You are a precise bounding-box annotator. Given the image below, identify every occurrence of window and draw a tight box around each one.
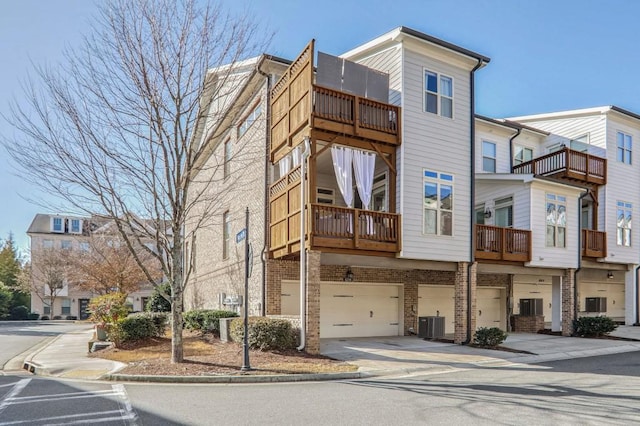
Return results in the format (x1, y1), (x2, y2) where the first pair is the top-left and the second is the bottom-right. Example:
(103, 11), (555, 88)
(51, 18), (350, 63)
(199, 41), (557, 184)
(424, 70), (453, 118)
(223, 211), (231, 259)
(494, 196), (513, 228)
(514, 145), (533, 166)
(61, 298), (71, 315)
(423, 170), (454, 236)
(238, 102), (262, 138)
(224, 139), (231, 179)
(43, 299), (51, 315)
(52, 217), (63, 233)
(371, 173), (388, 212)
(475, 205), (485, 225)
(79, 242), (90, 251)
(617, 131), (632, 164)
(316, 187), (335, 205)
(617, 201), (632, 246)
(546, 194), (567, 247)
(70, 219), (81, 233)
(43, 239), (53, 249)
(61, 240), (72, 250)
(482, 141), (496, 172)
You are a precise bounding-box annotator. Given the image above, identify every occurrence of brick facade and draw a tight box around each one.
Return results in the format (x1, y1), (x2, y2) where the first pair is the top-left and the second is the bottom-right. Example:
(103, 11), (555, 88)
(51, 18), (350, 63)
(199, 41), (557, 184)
(305, 251), (321, 354)
(511, 315), (545, 333)
(562, 268), (576, 336)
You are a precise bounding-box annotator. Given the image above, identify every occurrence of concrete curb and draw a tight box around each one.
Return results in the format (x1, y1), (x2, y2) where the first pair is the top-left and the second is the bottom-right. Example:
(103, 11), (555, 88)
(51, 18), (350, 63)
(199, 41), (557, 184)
(104, 370), (368, 383)
(22, 334), (65, 374)
(1, 336), (58, 372)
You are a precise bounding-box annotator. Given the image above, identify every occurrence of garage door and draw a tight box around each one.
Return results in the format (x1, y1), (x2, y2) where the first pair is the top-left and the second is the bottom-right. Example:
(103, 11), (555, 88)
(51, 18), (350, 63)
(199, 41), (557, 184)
(281, 281), (300, 315)
(513, 283), (552, 317)
(418, 286), (455, 334)
(477, 287), (505, 330)
(320, 283), (400, 338)
(580, 282), (625, 320)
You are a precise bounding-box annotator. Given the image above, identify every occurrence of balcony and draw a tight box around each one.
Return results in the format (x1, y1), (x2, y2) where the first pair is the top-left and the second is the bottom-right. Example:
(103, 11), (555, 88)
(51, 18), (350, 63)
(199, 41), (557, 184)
(582, 229), (607, 258)
(512, 147), (606, 186)
(310, 204), (401, 255)
(475, 225), (532, 262)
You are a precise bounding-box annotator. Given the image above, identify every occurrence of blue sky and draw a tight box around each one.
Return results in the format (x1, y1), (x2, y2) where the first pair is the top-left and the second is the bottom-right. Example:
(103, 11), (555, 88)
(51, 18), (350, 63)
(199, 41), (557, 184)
(2, 0), (640, 252)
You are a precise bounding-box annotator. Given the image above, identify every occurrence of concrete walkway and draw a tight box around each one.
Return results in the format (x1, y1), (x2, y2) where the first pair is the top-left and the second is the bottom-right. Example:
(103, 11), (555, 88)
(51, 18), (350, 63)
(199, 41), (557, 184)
(13, 325), (640, 382)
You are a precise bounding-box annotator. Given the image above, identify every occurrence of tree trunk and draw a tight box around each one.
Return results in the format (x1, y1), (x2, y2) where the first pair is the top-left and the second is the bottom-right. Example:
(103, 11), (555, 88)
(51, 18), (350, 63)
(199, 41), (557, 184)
(171, 237), (184, 363)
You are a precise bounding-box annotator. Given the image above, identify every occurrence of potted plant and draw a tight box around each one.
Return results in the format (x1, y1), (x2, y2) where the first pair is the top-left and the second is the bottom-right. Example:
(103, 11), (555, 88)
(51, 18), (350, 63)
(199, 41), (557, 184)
(87, 293), (129, 341)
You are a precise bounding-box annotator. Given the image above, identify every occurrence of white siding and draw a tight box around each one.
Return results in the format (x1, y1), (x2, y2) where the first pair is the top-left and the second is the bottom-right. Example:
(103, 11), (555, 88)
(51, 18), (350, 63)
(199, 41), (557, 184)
(476, 123), (513, 174)
(355, 45), (402, 106)
(518, 115), (607, 150)
(398, 47), (472, 261)
(476, 180), (531, 230)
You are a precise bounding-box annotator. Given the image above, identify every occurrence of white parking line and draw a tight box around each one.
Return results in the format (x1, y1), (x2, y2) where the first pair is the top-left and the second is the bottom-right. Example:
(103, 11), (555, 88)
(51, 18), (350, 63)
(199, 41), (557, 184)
(0, 378), (31, 417)
(6, 389), (120, 405)
(113, 384), (139, 425)
(0, 409), (124, 425)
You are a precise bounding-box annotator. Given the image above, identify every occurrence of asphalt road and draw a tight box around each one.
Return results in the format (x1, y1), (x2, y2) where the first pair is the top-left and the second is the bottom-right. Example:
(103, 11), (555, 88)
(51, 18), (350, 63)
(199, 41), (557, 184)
(1, 350), (639, 425)
(0, 322), (90, 370)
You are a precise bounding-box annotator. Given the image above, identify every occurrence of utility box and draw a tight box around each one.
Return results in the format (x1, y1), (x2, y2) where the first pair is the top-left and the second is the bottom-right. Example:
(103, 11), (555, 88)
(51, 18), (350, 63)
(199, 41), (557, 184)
(418, 316), (445, 339)
(219, 317), (234, 343)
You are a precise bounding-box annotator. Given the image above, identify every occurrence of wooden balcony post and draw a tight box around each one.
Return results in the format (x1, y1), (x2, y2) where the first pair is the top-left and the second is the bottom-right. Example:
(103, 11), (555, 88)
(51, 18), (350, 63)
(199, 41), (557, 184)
(501, 227), (506, 259)
(353, 95), (360, 136)
(353, 209), (359, 249)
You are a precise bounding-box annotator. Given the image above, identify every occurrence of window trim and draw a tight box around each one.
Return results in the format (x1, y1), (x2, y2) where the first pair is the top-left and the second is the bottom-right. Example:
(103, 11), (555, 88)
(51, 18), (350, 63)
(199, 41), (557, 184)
(482, 140), (497, 172)
(51, 217), (64, 233)
(223, 138), (232, 179)
(545, 193), (567, 248)
(223, 211), (231, 260)
(70, 219), (81, 234)
(514, 145), (533, 166)
(423, 169), (454, 236)
(616, 200), (632, 247)
(423, 69), (454, 119)
(237, 100), (262, 139)
(316, 187), (335, 205)
(616, 131), (632, 165)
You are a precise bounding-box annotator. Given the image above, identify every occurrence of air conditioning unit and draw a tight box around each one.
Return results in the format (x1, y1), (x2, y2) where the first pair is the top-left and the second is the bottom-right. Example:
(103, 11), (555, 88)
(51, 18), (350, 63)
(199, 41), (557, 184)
(519, 298), (543, 316)
(418, 316), (445, 339)
(585, 297), (607, 313)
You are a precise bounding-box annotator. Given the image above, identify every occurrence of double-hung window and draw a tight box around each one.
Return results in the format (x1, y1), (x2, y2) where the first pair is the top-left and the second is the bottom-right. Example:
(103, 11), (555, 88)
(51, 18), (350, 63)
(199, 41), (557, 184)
(70, 219), (81, 233)
(514, 145), (533, 166)
(61, 299), (71, 315)
(52, 217), (63, 233)
(617, 132), (632, 164)
(617, 201), (632, 246)
(423, 170), (454, 236)
(223, 211), (231, 259)
(494, 197), (513, 228)
(546, 194), (566, 247)
(238, 103), (262, 138)
(424, 70), (453, 118)
(482, 141), (496, 172)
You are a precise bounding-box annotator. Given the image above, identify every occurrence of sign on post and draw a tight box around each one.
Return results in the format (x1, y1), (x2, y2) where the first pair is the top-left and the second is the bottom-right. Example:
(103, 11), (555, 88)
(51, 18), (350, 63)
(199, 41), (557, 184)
(236, 228), (246, 243)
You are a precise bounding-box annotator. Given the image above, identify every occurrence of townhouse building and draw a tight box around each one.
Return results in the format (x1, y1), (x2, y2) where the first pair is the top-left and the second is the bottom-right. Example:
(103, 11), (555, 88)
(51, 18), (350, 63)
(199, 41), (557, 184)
(185, 26), (639, 354)
(27, 214), (153, 319)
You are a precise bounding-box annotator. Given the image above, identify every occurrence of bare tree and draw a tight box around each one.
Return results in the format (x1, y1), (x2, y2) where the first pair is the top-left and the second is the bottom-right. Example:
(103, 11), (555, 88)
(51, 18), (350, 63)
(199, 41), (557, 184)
(18, 249), (69, 317)
(3, 0), (269, 362)
(67, 234), (162, 296)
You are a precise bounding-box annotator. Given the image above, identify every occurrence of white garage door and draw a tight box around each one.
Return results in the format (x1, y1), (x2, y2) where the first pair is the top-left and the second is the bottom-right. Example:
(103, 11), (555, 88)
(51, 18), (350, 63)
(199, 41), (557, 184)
(281, 281), (300, 315)
(477, 287), (505, 330)
(320, 283), (400, 338)
(418, 286), (455, 334)
(579, 282), (625, 320)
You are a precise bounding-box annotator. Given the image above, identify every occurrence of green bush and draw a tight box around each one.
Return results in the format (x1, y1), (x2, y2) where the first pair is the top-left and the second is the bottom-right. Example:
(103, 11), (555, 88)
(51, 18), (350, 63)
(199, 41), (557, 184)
(112, 312), (168, 343)
(10, 305), (29, 320)
(474, 327), (507, 348)
(146, 282), (172, 312)
(52, 315), (63, 320)
(40, 315), (50, 320)
(183, 309), (238, 334)
(229, 317), (297, 351)
(66, 315), (78, 320)
(27, 313), (40, 320)
(573, 316), (618, 337)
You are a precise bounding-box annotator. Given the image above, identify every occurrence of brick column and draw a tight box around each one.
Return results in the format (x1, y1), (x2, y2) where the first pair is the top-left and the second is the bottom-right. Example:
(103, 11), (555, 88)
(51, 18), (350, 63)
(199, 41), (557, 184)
(454, 262), (476, 344)
(562, 268), (575, 336)
(403, 274), (418, 335)
(305, 250), (321, 354)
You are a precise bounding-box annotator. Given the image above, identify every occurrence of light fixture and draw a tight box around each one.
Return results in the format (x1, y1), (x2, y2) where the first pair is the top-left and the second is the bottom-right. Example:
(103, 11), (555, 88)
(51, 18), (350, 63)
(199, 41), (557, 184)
(607, 271), (614, 279)
(136, 297), (140, 301)
(344, 267), (354, 282)
(484, 208), (492, 219)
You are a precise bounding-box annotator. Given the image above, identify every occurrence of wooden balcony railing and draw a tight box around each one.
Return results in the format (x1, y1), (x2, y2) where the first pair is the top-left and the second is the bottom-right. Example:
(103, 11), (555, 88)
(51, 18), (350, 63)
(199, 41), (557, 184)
(311, 85), (400, 145)
(582, 229), (607, 258)
(512, 147), (606, 185)
(475, 224), (531, 262)
(310, 204), (400, 254)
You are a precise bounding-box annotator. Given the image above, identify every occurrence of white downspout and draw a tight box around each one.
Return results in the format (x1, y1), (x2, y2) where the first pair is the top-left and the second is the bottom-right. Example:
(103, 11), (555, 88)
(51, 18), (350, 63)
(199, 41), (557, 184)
(297, 137), (311, 351)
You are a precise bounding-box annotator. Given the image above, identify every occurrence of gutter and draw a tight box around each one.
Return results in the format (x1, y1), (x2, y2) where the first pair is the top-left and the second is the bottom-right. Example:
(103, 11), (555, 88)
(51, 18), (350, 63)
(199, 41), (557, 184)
(636, 265), (640, 326)
(257, 60), (271, 316)
(465, 58), (484, 345)
(508, 128), (522, 172)
(574, 190), (590, 327)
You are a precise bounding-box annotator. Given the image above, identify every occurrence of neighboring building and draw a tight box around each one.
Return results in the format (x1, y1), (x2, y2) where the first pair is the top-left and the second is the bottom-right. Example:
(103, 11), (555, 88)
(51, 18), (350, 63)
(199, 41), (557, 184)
(27, 214), (153, 319)
(185, 26), (639, 354)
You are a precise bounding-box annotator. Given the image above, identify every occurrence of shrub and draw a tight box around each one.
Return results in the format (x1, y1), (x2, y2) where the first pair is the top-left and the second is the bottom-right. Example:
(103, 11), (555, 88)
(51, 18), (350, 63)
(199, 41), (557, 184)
(112, 312), (168, 344)
(146, 282), (172, 312)
(10, 305), (29, 320)
(40, 315), (49, 320)
(27, 313), (40, 320)
(87, 293), (129, 327)
(474, 327), (507, 348)
(52, 315), (63, 320)
(230, 317), (297, 351)
(66, 315), (78, 320)
(183, 309), (238, 334)
(573, 316), (618, 338)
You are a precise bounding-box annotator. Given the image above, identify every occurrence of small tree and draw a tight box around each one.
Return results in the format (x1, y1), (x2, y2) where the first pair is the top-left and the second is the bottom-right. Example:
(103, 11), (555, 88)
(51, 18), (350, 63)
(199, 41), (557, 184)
(18, 249), (70, 316)
(0, 235), (29, 311)
(0, 284), (12, 319)
(146, 282), (172, 313)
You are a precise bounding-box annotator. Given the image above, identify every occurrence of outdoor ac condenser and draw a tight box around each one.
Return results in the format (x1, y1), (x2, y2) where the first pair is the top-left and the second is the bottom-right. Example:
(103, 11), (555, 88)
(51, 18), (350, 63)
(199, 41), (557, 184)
(418, 316), (445, 339)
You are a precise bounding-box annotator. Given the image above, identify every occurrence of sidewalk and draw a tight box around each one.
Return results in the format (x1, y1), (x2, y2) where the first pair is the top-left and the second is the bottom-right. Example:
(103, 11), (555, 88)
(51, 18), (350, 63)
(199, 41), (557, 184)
(17, 325), (640, 382)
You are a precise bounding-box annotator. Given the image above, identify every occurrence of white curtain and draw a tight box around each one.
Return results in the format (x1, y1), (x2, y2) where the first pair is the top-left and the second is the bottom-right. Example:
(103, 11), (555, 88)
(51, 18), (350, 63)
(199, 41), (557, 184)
(291, 146), (301, 168)
(278, 155), (291, 178)
(331, 146), (354, 207)
(353, 150), (376, 209)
